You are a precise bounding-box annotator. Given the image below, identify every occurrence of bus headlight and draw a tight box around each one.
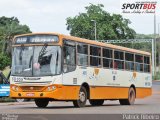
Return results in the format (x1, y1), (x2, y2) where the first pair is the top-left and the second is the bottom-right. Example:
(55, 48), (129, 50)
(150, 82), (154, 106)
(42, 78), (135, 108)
(46, 86), (56, 91)
(11, 86), (15, 91)
(15, 87), (19, 91)
(12, 86), (19, 91)
(52, 86), (56, 90)
(47, 87), (51, 91)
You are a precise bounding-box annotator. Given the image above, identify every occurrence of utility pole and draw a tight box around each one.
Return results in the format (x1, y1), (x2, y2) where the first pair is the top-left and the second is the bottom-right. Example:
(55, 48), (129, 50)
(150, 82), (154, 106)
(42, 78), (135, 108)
(154, 13), (156, 77)
(91, 20), (97, 40)
(158, 23), (160, 75)
(152, 39), (155, 77)
(158, 23), (160, 36)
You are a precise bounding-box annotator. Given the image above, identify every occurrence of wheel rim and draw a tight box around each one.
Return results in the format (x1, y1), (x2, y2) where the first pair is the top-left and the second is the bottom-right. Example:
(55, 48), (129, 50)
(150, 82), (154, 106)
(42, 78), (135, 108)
(79, 91), (85, 102)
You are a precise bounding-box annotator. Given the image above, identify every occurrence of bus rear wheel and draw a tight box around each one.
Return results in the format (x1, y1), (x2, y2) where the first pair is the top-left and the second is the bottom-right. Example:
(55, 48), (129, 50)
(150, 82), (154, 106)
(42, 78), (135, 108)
(89, 99), (104, 106)
(119, 87), (136, 105)
(35, 99), (49, 108)
(73, 86), (87, 108)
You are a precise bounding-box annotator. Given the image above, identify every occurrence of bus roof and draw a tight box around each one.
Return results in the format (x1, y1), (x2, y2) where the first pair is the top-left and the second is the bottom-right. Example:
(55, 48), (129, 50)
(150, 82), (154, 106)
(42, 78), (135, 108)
(14, 32), (151, 56)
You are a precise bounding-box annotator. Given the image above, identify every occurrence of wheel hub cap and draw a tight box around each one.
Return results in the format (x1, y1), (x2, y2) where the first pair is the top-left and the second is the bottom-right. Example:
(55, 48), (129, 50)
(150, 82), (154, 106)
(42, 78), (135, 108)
(79, 92), (85, 102)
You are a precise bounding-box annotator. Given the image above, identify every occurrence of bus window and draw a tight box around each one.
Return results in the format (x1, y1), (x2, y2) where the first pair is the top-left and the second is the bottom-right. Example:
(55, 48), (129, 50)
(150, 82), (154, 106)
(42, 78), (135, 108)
(103, 48), (113, 68)
(77, 43), (88, 66)
(125, 53), (134, 71)
(135, 55), (143, 72)
(63, 40), (76, 72)
(144, 56), (150, 73)
(90, 46), (101, 67)
(33, 46), (61, 76)
(114, 51), (124, 69)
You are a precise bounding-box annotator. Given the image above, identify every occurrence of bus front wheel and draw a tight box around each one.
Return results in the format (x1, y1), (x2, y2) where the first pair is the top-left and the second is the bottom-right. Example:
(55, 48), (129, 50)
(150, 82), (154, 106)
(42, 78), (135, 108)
(89, 99), (104, 106)
(119, 87), (136, 105)
(35, 99), (49, 108)
(73, 86), (87, 107)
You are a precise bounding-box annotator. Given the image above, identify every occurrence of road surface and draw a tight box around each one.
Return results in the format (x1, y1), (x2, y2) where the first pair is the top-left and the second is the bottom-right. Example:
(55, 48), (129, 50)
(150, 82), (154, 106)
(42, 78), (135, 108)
(0, 81), (159, 114)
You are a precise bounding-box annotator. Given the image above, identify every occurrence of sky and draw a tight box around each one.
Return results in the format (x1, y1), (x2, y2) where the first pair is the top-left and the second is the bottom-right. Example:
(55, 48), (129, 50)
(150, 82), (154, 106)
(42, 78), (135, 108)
(0, 0), (159, 35)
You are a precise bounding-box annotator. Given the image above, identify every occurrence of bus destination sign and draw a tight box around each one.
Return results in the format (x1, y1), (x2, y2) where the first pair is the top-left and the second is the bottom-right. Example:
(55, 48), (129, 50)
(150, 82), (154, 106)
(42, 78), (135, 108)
(14, 35), (59, 44)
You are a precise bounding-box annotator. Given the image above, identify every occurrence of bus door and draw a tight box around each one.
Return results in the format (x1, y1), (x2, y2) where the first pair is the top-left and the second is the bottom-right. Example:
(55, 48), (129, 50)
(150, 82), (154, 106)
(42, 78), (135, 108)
(62, 40), (77, 85)
(62, 40), (79, 98)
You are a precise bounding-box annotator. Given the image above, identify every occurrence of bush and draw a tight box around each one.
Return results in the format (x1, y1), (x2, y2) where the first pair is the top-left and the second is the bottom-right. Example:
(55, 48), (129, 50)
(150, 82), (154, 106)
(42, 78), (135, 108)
(0, 54), (11, 70)
(154, 71), (160, 80)
(0, 97), (15, 102)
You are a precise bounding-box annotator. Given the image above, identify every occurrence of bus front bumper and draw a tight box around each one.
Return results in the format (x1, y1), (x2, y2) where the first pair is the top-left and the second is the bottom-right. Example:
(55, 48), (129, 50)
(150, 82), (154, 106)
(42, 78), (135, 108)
(10, 84), (79, 100)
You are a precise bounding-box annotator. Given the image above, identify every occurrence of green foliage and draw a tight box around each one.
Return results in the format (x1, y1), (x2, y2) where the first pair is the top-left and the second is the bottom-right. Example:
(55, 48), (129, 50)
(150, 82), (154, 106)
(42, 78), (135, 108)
(0, 97), (15, 102)
(135, 34), (155, 39)
(66, 4), (136, 40)
(154, 71), (160, 80)
(0, 16), (31, 55)
(0, 53), (11, 70)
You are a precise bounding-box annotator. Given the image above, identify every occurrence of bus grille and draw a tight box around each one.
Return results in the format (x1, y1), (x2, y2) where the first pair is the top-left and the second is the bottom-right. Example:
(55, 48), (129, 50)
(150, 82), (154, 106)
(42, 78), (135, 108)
(20, 86), (45, 92)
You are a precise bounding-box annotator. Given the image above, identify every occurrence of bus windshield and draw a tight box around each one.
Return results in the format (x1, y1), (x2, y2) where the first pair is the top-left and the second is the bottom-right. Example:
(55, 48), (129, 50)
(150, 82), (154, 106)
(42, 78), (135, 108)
(11, 45), (61, 77)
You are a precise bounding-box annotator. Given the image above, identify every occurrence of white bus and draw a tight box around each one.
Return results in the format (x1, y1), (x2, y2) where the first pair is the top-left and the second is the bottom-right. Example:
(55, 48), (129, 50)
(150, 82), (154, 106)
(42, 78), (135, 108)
(10, 33), (152, 107)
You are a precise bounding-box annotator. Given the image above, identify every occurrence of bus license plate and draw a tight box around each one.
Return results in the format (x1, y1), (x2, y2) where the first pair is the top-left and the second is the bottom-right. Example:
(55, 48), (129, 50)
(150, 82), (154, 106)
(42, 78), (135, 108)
(26, 93), (35, 97)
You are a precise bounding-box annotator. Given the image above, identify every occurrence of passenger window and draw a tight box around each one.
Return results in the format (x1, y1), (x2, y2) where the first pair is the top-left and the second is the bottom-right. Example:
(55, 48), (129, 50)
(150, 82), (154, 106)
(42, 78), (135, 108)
(125, 53), (134, 71)
(114, 50), (124, 69)
(144, 56), (150, 73)
(77, 43), (88, 66)
(90, 46), (101, 67)
(63, 40), (76, 72)
(135, 55), (143, 72)
(103, 48), (113, 68)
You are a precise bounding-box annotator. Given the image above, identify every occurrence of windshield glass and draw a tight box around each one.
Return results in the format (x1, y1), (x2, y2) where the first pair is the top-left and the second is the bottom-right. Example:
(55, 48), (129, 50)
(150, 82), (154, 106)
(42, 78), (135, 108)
(11, 46), (61, 76)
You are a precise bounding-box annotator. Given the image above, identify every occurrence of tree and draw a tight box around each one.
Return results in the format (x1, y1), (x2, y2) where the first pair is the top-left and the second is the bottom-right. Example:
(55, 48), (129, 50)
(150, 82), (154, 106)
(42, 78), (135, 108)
(0, 16), (31, 56)
(66, 4), (136, 40)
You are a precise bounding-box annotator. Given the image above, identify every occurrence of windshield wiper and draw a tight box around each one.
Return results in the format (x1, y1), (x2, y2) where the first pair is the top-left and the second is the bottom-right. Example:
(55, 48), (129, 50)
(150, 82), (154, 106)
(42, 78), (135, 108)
(38, 43), (48, 63)
(19, 44), (25, 62)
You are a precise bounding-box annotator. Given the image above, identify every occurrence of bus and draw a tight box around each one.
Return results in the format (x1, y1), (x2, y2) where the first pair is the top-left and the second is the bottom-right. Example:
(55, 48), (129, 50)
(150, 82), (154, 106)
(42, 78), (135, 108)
(10, 33), (152, 108)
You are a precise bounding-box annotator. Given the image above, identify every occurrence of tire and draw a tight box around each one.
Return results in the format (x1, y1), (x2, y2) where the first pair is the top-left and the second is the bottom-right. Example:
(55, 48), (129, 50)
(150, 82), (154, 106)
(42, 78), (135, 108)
(73, 86), (87, 107)
(119, 87), (136, 105)
(89, 99), (104, 106)
(35, 99), (49, 108)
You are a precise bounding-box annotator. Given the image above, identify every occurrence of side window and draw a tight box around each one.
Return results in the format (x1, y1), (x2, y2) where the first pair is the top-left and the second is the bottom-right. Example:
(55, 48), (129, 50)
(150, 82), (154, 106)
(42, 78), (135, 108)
(125, 53), (134, 71)
(135, 55), (143, 72)
(114, 50), (124, 69)
(63, 40), (76, 72)
(144, 56), (150, 73)
(103, 48), (113, 68)
(77, 43), (88, 66)
(90, 46), (101, 67)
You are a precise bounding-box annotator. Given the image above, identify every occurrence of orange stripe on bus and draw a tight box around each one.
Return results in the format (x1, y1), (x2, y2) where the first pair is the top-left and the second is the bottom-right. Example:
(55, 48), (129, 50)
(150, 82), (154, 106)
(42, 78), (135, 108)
(10, 84), (152, 100)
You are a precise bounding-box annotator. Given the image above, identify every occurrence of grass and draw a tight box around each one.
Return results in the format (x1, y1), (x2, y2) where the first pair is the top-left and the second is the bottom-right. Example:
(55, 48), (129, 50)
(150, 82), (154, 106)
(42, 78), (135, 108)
(0, 97), (15, 102)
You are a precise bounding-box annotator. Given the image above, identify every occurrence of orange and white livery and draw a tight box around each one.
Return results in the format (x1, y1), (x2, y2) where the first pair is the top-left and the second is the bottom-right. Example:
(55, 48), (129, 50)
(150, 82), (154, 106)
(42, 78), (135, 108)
(10, 33), (152, 108)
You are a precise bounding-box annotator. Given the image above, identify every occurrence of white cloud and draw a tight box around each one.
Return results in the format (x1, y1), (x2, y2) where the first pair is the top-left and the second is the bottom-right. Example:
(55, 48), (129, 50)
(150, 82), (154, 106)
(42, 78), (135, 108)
(0, 0), (159, 35)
